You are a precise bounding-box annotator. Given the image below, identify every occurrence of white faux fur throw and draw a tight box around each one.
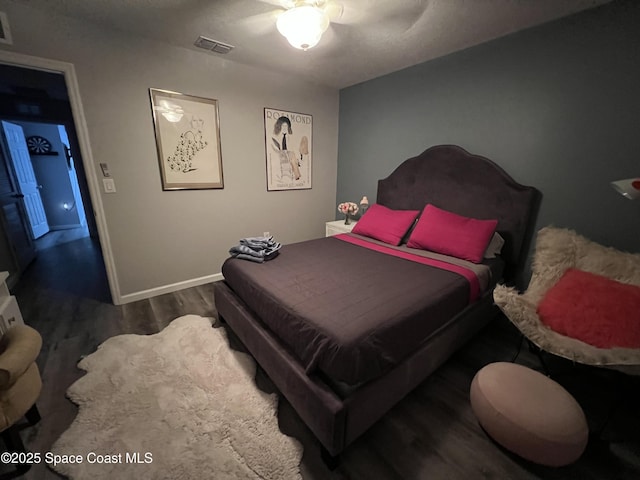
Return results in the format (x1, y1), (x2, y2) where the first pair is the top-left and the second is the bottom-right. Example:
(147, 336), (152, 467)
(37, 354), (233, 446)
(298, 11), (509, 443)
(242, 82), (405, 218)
(494, 227), (640, 373)
(49, 315), (303, 479)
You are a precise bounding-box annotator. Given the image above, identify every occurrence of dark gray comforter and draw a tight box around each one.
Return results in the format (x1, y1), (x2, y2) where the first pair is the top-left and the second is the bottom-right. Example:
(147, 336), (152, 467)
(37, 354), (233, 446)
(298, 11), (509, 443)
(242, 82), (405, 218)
(221, 234), (500, 385)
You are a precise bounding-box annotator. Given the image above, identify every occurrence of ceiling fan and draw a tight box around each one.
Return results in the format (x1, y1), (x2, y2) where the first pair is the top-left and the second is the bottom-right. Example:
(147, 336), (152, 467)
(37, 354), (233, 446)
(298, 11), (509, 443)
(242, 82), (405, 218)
(246, 0), (429, 51)
(252, 0), (343, 50)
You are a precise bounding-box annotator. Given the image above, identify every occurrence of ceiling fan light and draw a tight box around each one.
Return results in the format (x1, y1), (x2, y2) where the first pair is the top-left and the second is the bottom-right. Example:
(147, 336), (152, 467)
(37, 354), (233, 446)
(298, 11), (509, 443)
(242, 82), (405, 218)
(276, 5), (329, 50)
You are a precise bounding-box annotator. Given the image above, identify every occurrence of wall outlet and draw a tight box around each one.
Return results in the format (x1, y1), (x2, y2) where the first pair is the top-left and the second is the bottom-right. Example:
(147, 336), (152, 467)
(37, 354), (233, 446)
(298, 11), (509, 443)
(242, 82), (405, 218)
(103, 178), (116, 193)
(263, 231), (270, 238)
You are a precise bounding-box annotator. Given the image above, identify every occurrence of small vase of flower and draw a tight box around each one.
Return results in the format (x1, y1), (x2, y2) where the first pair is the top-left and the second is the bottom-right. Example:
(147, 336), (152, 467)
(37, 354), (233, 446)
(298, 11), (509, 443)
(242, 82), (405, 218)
(338, 202), (359, 225)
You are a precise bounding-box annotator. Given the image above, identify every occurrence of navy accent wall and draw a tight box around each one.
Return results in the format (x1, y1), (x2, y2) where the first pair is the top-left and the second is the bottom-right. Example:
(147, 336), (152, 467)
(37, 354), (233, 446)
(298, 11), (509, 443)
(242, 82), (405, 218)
(337, 0), (639, 257)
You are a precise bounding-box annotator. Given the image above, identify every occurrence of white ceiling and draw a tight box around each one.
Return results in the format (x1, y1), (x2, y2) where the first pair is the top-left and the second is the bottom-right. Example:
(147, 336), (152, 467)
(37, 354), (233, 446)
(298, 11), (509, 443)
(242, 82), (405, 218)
(19, 0), (611, 89)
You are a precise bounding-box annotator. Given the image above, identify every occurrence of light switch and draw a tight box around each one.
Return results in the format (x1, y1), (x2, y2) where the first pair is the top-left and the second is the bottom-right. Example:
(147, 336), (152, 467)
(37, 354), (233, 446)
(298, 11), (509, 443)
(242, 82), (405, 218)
(103, 178), (116, 193)
(100, 162), (111, 177)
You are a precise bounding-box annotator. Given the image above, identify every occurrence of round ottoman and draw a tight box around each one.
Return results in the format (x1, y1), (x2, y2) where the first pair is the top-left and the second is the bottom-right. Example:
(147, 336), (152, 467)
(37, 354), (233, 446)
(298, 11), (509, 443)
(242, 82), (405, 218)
(470, 362), (588, 467)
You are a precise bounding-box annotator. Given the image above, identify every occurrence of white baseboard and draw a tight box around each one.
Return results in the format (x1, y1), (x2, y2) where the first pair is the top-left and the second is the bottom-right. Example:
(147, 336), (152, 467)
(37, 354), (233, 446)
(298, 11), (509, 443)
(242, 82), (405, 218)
(117, 273), (224, 305)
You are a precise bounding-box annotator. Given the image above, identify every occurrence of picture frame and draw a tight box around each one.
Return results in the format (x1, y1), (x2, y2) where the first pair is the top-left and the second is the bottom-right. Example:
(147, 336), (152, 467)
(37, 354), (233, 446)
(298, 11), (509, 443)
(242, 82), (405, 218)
(264, 108), (312, 191)
(0, 12), (12, 45)
(149, 88), (223, 190)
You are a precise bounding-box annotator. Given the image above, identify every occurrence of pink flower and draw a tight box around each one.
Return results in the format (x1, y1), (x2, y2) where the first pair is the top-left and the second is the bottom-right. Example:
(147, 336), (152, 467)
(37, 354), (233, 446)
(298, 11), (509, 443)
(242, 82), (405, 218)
(337, 202), (359, 215)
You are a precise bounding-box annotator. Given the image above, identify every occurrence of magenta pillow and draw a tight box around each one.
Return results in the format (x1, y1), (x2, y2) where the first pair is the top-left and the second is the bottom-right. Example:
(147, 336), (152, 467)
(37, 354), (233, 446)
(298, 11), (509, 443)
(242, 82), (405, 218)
(351, 204), (419, 246)
(538, 269), (640, 349)
(407, 205), (498, 263)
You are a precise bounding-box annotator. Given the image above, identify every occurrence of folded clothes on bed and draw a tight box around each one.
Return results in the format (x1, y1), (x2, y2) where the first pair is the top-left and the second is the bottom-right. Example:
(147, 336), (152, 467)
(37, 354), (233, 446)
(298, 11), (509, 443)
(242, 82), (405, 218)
(229, 244), (281, 260)
(239, 236), (277, 249)
(229, 236), (281, 263)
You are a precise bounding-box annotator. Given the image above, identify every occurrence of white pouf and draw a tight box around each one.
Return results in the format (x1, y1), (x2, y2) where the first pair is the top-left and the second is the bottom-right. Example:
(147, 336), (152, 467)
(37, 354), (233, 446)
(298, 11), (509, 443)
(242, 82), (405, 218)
(470, 362), (589, 467)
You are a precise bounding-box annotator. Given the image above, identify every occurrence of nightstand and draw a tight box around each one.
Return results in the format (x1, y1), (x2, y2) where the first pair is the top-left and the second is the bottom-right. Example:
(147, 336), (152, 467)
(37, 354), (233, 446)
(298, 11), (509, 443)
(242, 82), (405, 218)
(0, 271), (24, 334)
(325, 220), (357, 237)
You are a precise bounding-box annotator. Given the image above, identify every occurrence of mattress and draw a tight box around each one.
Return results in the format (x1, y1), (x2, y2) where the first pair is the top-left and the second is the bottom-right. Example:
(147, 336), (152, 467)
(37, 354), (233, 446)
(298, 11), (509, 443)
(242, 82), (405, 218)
(221, 234), (502, 385)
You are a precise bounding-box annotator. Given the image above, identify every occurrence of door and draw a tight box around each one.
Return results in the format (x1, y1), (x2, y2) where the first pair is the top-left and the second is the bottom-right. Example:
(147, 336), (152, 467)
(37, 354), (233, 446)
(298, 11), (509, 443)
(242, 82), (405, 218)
(0, 121), (49, 239)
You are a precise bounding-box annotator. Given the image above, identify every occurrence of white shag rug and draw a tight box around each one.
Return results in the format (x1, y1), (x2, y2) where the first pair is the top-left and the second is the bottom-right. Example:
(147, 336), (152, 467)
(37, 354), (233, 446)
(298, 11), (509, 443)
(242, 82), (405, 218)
(49, 315), (303, 479)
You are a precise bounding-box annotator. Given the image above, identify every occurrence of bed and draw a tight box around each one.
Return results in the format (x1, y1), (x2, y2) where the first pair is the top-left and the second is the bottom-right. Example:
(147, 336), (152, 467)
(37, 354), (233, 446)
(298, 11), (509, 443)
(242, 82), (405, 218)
(214, 144), (541, 461)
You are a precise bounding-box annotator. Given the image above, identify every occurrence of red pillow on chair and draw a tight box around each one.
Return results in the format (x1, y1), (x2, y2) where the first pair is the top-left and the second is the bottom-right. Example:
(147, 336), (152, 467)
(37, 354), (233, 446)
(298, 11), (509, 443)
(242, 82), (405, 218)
(537, 268), (640, 349)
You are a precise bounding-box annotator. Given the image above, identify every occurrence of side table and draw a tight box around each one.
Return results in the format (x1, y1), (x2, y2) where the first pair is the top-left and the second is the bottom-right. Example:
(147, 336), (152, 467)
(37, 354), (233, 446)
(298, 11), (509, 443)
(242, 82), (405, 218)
(325, 220), (357, 237)
(0, 271), (25, 334)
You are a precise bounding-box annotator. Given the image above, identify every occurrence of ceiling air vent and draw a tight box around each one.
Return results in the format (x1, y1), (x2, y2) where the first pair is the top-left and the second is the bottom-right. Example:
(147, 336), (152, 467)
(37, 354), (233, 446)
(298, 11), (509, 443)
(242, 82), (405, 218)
(194, 36), (234, 54)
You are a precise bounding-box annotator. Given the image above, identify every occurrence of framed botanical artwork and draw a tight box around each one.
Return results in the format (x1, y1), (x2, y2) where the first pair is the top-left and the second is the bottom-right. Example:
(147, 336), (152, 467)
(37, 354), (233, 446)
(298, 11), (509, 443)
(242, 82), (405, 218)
(0, 12), (12, 45)
(264, 108), (312, 191)
(149, 88), (223, 190)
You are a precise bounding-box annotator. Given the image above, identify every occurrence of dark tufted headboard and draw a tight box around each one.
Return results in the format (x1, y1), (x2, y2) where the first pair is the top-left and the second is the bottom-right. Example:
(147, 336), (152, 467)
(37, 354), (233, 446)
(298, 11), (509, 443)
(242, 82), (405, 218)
(377, 145), (541, 285)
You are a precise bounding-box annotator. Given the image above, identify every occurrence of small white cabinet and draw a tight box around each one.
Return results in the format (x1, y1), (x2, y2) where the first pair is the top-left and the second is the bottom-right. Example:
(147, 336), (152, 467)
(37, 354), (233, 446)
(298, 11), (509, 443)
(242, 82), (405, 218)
(325, 220), (357, 237)
(0, 271), (24, 334)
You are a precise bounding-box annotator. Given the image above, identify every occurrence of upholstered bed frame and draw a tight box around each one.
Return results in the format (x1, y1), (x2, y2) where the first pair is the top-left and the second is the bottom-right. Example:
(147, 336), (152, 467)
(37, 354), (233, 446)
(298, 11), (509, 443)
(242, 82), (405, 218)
(215, 145), (541, 460)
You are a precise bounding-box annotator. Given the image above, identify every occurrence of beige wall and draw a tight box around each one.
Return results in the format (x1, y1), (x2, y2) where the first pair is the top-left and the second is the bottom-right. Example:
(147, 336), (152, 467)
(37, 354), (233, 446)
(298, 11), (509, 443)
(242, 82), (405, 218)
(0, 1), (339, 303)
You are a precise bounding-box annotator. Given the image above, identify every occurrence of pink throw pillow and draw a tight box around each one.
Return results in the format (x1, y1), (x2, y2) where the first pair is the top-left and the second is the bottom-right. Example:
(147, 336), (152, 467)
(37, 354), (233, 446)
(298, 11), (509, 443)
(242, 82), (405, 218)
(538, 268), (640, 349)
(407, 204), (498, 263)
(351, 204), (419, 246)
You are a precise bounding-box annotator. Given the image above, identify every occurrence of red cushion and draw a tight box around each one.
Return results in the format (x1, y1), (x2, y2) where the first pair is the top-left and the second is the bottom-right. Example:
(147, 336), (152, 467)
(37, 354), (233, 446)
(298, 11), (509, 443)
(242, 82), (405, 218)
(406, 204), (498, 263)
(351, 204), (419, 246)
(537, 268), (640, 349)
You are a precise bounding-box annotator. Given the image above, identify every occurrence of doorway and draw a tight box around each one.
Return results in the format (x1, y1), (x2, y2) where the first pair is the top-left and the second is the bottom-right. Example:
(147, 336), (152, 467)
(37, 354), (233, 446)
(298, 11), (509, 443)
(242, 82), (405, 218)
(0, 54), (116, 302)
(1, 119), (90, 250)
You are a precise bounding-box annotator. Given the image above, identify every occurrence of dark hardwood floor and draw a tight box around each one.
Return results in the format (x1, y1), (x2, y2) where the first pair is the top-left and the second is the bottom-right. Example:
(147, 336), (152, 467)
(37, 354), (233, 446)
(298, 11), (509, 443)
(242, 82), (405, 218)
(5, 232), (640, 479)
(34, 226), (90, 253)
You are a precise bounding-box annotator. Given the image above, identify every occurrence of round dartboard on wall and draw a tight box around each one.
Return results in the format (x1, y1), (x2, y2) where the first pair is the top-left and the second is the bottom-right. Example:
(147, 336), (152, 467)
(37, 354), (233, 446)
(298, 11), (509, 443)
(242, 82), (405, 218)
(26, 135), (52, 154)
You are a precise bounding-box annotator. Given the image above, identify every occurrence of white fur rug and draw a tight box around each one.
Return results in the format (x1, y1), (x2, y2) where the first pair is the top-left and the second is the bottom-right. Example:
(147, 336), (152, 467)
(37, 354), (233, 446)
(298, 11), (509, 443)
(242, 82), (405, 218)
(49, 315), (303, 479)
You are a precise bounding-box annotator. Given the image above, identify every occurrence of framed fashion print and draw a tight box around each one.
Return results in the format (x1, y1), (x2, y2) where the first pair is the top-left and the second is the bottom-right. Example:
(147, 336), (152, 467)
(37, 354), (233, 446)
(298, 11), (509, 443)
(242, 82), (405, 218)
(150, 88), (224, 190)
(264, 108), (312, 191)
